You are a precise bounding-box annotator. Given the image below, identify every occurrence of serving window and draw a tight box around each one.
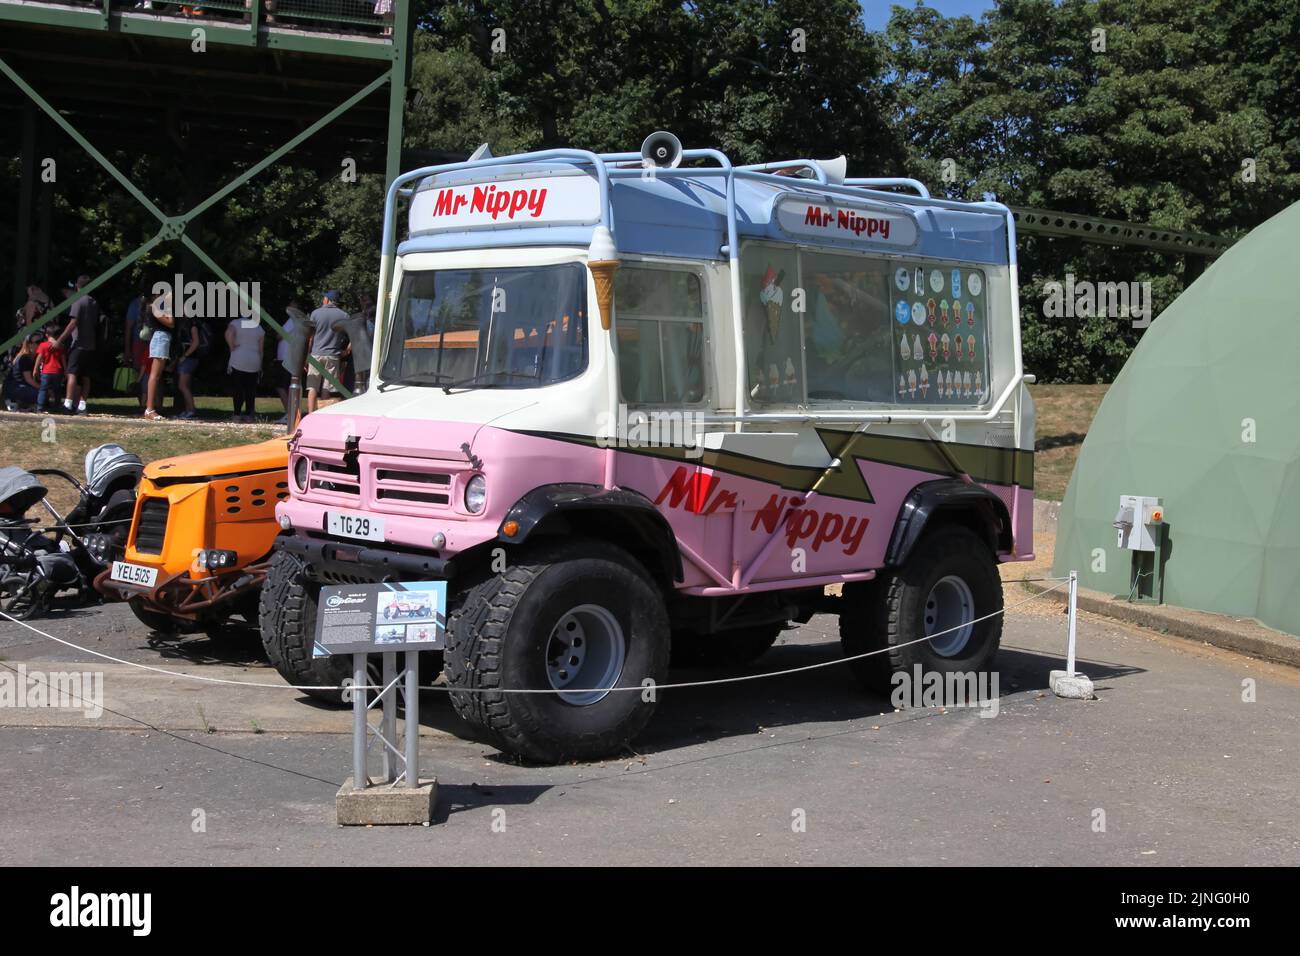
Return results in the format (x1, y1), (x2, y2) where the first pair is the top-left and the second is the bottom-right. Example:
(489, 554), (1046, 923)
(741, 241), (990, 407)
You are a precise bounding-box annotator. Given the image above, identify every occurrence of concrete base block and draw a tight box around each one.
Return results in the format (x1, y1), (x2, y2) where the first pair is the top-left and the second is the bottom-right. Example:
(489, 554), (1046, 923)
(1049, 670), (1095, 700)
(336, 776), (437, 826)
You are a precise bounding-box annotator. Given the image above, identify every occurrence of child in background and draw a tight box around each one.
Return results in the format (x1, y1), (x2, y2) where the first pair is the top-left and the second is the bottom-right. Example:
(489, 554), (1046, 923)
(35, 326), (67, 413)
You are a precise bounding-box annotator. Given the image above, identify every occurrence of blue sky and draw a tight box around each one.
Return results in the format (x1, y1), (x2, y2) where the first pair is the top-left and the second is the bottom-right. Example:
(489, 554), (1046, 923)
(859, 0), (996, 29)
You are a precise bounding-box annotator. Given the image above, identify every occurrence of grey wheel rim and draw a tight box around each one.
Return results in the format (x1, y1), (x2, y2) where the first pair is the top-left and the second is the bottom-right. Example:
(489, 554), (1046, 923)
(925, 574), (976, 657)
(545, 603), (627, 706)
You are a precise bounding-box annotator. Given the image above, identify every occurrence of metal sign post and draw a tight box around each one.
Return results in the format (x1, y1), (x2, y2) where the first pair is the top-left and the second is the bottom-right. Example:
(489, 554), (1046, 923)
(326, 580), (442, 824)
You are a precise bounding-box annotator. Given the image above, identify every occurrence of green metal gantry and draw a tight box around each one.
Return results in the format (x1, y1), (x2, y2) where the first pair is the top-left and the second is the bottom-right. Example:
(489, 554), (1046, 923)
(0, 0), (412, 391)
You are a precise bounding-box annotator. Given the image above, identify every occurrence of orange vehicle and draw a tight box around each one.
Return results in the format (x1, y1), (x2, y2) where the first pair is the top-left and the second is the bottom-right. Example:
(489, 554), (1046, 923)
(94, 438), (290, 635)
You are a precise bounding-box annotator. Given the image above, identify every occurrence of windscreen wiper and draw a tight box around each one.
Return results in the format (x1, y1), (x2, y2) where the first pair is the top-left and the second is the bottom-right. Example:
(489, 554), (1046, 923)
(377, 372), (455, 392)
(439, 370), (539, 394)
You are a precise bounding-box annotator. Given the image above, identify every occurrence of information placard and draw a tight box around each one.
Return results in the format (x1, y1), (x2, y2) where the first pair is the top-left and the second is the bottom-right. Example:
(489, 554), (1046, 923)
(312, 581), (447, 657)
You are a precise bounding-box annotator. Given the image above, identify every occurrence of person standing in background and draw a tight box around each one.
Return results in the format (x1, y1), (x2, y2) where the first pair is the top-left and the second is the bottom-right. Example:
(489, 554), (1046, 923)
(225, 310), (265, 423)
(35, 324), (66, 413)
(143, 290), (174, 421)
(304, 290), (348, 413)
(58, 275), (99, 414)
(172, 310), (201, 420)
(275, 297), (306, 423)
(122, 285), (152, 410)
(17, 285), (51, 339)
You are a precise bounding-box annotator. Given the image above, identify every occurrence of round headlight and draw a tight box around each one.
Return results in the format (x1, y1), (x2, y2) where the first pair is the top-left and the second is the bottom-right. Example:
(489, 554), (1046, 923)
(293, 456), (309, 491)
(464, 474), (487, 514)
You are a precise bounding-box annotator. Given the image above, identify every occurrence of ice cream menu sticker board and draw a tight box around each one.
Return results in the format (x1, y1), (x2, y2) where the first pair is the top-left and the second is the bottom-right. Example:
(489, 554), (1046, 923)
(890, 262), (989, 404)
(313, 581), (448, 656)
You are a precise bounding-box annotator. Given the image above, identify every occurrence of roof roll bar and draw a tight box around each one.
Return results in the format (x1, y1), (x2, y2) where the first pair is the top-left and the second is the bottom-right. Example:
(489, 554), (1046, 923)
(844, 177), (931, 199)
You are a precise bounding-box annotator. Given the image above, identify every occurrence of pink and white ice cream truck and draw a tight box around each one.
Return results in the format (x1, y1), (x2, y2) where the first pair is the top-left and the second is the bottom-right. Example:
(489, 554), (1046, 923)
(262, 134), (1035, 763)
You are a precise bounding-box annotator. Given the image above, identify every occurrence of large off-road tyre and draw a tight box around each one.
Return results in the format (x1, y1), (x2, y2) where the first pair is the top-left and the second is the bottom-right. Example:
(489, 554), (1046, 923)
(257, 550), (444, 704)
(671, 623), (783, 667)
(444, 538), (670, 764)
(258, 548), (353, 704)
(840, 524), (1003, 696)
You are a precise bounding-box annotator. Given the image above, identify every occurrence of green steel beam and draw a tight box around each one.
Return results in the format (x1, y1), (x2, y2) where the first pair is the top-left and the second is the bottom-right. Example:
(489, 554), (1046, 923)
(0, 54), (169, 226)
(385, 0), (409, 190)
(1, 231), (165, 344)
(0, 5), (397, 62)
(1011, 206), (1235, 258)
(0, 47), (397, 391)
(184, 70), (391, 223)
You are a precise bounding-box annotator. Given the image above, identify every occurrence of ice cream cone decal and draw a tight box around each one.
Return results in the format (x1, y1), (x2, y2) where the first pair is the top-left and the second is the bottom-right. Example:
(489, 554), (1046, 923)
(783, 357), (798, 386)
(927, 298), (937, 326)
(966, 302), (975, 326)
(907, 368), (917, 398)
(919, 365), (929, 398)
(768, 364), (780, 389)
(967, 334), (976, 361)
(941, 333), (950, 360)
(900, 335), (911, 361)
(587, 225), (619, 331)
(912, 334), (923, 361)
(955, 336), (964, 360)
(974, 370), (983, 397)
(928, 331), (938, 360)
(940, 299), (949, 324)
(963, 371), (972, 397)
(898, 374), (907, 399)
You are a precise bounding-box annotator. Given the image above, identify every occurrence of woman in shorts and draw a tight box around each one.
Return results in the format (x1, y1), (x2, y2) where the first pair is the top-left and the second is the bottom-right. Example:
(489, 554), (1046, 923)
(144, 292), (175, 421)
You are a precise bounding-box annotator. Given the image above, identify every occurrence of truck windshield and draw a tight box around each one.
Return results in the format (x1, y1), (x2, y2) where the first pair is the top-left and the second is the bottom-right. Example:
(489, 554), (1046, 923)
(380, 263), (588, 389)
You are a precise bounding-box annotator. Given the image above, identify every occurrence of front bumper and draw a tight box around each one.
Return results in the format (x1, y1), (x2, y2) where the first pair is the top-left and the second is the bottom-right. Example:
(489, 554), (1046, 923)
(275, 533), (456, 582)
(94, 563), (268, 619)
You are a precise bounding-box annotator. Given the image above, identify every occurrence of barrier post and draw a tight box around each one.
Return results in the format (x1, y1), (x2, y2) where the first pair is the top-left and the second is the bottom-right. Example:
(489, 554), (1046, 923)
(1049, 569), (1094, 700)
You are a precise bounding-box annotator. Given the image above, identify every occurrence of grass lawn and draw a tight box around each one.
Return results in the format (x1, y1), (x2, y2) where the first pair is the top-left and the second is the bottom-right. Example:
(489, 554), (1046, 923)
(2, 383), (1108, 513)
(87, 394), (287, 420)
(1029, 383), (1109, 501)
(2, 413), (280, 514)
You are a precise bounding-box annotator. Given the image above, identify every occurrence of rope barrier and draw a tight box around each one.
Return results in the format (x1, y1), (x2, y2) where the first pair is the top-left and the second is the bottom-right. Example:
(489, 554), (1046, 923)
(0, 577), (1071, 696)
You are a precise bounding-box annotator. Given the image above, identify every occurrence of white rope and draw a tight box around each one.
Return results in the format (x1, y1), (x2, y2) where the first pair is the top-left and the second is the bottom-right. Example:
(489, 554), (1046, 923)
(0, 577), (1070, 695)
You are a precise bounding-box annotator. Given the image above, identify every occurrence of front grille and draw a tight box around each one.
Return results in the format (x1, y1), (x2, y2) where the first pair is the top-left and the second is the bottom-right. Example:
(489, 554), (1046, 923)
(373, 466), (453, 509)
(308, 458), (361, 500)
(134, 498), (170, 554)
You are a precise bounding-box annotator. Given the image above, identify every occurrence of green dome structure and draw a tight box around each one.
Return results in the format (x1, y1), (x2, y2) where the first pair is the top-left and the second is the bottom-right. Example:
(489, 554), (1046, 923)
(1052, 200), (1300, 637)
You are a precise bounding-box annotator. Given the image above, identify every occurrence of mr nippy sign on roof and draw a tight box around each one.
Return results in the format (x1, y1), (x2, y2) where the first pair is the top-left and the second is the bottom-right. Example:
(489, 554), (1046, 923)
(774, 194), (919, 249)
(410, 172), (602, 234)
